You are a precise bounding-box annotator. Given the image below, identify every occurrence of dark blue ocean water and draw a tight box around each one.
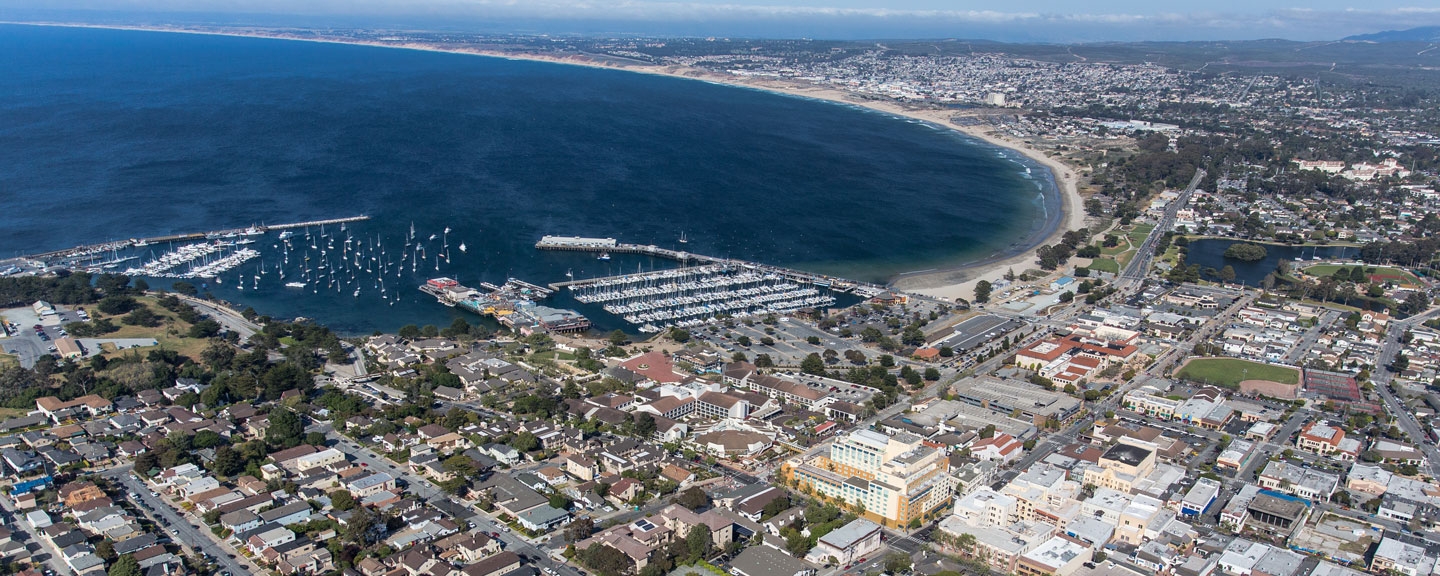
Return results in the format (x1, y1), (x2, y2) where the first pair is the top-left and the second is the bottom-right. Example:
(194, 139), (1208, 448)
(0, 25), (1057, 333)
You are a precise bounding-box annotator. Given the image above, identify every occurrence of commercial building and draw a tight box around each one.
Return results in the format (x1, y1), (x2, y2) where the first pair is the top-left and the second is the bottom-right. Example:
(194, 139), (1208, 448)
(1016, 536), (1091, 576)
(806, 519), (883, 565)
(787, 429), (955, 528)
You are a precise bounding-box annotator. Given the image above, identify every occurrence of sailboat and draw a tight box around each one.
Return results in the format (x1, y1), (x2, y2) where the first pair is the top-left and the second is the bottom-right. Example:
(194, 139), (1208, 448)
(679, 231), (689, 244)
(458, 242), (467, 253)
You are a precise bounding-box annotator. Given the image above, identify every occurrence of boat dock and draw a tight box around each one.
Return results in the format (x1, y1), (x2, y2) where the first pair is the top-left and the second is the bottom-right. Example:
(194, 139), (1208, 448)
(536, 235), (896, 332)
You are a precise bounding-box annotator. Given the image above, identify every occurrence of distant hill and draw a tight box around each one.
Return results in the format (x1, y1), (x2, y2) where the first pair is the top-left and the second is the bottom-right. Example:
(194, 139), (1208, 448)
(1344, 26), (1440, 43)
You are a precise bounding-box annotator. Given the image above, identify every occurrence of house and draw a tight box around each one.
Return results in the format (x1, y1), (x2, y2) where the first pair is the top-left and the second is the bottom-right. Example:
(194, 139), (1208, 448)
(516, 505), (571, 532)
(34, 395), (113, 423)
(462, 551), (522, 576)
(247, 526), (297, 555)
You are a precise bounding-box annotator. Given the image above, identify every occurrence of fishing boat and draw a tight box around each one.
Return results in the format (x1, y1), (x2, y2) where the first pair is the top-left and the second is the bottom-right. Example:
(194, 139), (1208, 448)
(598, 253), (611, 261)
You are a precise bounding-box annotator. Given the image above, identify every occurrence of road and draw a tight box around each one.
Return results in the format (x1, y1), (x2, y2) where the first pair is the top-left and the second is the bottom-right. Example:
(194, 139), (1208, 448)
(313, 424), (585, 576)
(0, 490), (73, 576)
(1117, 169), (1206, 290)
(104, 465), (255, 576)
(1371, 307), (1440, 476)
(175, 294), (260, 342)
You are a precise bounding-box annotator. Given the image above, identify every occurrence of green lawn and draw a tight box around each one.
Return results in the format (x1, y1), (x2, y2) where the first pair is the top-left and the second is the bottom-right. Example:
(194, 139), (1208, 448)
(1126, 223), (1156, 244)
(1302, 264), (1421, 287)
(1176, 358), (1299, 388)
(1088, 258), (1121, 274)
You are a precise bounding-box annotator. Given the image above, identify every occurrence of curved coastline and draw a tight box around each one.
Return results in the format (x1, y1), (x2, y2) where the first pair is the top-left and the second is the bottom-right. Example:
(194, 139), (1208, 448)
(5, 21), (1088, 301)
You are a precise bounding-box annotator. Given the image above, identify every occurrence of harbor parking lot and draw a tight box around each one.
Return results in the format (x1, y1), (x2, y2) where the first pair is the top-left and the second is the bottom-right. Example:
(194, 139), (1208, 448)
(699, 319), (881, 368)
(933, 313), (1027, 352)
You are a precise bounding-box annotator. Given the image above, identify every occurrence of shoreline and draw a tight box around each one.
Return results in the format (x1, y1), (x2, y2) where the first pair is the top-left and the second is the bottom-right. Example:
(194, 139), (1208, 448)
(4, 21), (1089, 302)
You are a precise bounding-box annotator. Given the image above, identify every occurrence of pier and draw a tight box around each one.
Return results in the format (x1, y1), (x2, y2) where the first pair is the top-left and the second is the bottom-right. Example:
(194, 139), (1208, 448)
(535, 235), (875, 295)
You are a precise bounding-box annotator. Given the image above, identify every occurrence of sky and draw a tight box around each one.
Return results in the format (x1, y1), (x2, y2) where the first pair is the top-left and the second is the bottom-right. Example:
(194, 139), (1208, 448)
(5, 1), (1440, 42)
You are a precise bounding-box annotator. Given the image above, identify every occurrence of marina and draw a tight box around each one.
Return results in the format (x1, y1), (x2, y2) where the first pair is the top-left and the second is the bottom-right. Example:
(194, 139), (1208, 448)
(535, 236), (884, 333)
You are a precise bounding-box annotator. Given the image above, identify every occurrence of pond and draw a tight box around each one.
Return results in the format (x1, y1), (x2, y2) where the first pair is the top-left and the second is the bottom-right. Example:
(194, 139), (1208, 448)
(1182, 239), (1360, 285)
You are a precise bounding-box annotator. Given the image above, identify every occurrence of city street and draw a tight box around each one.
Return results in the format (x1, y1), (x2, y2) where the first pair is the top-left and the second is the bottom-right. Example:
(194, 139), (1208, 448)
(103, 465), (255, 576)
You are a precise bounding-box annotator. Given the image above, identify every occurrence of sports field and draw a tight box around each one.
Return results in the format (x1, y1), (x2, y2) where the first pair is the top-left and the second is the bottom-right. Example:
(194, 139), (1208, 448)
(1176, 357), (1299, 388)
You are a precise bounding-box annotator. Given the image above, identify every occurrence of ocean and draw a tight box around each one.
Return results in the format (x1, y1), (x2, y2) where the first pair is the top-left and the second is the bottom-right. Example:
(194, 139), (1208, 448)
(0, 24), (1058, 334)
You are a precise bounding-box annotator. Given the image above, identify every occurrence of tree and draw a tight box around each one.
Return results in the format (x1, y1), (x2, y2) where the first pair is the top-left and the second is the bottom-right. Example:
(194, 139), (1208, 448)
(923, 367), (940, 381)
(633, 412), (657, 438)
(736, 335), (752, 347)
(668, 328), (690, 343)
(171, 281), (198, 296)
(800, 353), (826, 375)
(1219, 265), (1236, 283)
(330, 489), (357, 511)
(974, 280), (992, 303)
(188, 318), (222, 339)
(608, 330), (628, 346)
(884, 552), (912, 574)
(565, 516), (595, 543)
(583, 544), (631, 576)
(1059, 291), (1075, 303)
(686, 524), (713, 561)
(398, 324), (421, 340)
(511, 431), (540, 453)
(676, 487), (709, 511)
(265, 408), (305, 449)
(96, 539), (117, 561)
(1223, 243), (1267, 262)
(550, 493), (573, 510)
(109, 554), (142, 576)
(754, 354), (775, 368)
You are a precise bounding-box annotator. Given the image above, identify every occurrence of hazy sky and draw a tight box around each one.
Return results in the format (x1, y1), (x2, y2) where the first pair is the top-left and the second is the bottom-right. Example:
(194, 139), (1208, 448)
(6, 1), (1440, 41)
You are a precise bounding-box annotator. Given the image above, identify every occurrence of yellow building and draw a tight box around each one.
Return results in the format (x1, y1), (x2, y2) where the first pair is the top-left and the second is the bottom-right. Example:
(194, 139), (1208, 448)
(787, 429), (955, 528)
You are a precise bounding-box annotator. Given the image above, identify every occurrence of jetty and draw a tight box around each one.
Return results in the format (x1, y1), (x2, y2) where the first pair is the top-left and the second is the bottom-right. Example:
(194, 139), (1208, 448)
(26, 215), (371, 261)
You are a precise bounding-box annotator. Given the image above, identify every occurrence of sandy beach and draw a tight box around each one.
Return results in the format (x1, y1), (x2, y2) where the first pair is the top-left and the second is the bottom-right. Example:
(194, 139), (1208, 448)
(7, 22), (1088, 302)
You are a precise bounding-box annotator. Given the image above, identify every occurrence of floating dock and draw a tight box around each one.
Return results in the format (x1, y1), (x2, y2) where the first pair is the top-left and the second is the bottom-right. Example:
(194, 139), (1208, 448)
(536, 235), (891, 332)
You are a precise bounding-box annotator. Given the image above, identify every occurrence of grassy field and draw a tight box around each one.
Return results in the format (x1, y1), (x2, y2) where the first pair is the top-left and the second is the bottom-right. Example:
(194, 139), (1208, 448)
(1176, 358), (1299, 388)
(0, 407), (26, 419)
(87, 295), (210, 361)
(1127, 223), (1155, 244)
(1302, 264), (1421, 287)
(1088, 258), (1121, 274)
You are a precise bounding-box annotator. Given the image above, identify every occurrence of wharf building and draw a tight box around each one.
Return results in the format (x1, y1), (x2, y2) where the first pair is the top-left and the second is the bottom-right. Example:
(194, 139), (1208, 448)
(784, 429), (955, 528)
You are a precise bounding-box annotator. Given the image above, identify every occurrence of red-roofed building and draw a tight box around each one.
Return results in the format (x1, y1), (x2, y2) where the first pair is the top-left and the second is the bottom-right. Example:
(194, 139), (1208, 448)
(621, 351), (686, 384)
(971, 433), (1023, 463)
